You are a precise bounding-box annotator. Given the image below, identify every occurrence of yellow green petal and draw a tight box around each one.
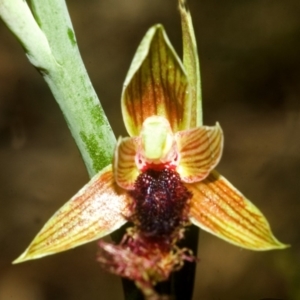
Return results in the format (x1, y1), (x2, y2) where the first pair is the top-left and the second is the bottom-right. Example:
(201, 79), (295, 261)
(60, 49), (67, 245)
(114, 136), (140, 190)
(176, 123), (223, 183)
(122, 24), (192, 136)
(188, 170), (288, 250)
(13, 165), (131, 263)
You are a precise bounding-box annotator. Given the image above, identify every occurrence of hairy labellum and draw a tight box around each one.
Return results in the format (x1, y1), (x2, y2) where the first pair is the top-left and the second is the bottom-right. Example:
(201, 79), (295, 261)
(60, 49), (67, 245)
(130, 168), (192, 239)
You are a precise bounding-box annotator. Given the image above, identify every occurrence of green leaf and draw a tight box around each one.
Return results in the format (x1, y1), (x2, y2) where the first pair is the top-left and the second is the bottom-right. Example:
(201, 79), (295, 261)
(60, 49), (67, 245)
(0, 0), (116, 176)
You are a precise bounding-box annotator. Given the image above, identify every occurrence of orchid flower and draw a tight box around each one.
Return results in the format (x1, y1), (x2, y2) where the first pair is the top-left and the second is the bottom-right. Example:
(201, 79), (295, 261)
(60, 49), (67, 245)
(14, 2), (287, 299)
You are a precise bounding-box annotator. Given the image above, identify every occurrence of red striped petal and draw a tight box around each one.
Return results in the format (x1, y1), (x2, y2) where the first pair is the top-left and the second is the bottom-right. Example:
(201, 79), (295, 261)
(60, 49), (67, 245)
(188, 171), (288, 250)
(176, 123), (223, 182)
(14, 165), (131, 263)
(122, 25), (192, 136)
(114, 136), (140, 190)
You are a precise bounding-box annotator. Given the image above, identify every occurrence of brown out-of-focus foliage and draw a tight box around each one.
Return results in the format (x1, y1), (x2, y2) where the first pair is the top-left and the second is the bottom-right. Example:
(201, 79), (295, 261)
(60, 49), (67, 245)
(0, 0), (299, 299)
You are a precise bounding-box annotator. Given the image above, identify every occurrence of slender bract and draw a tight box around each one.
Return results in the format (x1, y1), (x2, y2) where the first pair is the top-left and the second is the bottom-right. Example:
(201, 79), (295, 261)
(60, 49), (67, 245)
(179, 0), (202, 127)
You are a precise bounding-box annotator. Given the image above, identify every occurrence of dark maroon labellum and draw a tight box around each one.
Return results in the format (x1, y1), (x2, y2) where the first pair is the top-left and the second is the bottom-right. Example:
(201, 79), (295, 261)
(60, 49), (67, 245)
(130, 168), (192, 239)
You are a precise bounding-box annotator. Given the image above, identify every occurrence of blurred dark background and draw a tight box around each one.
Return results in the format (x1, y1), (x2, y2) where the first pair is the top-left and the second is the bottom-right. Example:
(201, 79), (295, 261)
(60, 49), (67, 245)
(0, 0), (299, 299)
